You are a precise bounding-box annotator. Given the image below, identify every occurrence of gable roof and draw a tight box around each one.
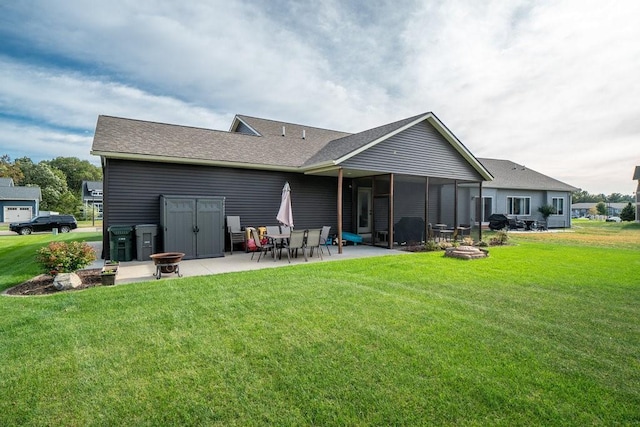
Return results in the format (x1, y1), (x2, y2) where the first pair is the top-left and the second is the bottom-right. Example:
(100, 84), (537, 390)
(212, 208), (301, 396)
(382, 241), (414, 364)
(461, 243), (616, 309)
(0, 178), (14, 187)
(83, 181), (103, 191)
(91, 113), (493, 180)
(478, 158), (578, 192)
(0, 185), (41, 201)
(633, 166), (640, 180)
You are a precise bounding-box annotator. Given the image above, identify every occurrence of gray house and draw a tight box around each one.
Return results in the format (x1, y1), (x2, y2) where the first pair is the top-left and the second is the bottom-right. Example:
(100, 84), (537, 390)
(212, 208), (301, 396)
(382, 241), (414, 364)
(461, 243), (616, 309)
(464, 158), (578, 228)
(0, 178), (42, 223)
(91, 112), (494, 258)
(81, 180), (103, 219)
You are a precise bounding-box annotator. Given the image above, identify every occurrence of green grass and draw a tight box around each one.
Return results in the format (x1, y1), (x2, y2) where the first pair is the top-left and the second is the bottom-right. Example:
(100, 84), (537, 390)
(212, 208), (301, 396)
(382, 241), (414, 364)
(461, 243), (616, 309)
(0, 226), (639, 425)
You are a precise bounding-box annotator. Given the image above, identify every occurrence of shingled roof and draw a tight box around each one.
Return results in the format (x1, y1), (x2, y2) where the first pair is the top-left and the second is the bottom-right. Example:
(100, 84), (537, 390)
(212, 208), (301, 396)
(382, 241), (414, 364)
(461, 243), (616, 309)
(91, 112), (492, 180)
(0, 185), (41, 201)
(478, 158), (578, 192)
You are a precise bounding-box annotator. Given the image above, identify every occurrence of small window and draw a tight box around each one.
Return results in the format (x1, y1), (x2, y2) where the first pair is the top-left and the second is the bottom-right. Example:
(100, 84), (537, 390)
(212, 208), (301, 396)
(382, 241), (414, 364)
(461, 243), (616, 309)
(552, 197), (564, 215)
(507, 197), (531, 216)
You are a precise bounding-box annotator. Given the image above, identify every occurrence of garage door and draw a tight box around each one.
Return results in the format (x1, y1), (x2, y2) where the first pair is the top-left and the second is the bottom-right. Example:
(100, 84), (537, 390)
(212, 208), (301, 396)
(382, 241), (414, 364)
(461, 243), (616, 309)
(3, 206), (32, 222)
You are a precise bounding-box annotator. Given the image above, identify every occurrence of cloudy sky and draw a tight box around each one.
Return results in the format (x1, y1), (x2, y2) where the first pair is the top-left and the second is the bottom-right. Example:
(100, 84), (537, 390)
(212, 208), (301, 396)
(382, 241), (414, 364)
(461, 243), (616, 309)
(1, 0), (638, 195)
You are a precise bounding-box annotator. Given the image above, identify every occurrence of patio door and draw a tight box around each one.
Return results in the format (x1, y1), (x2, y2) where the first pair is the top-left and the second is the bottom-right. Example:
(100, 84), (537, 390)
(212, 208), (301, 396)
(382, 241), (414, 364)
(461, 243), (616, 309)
(357, 188), (372, 234)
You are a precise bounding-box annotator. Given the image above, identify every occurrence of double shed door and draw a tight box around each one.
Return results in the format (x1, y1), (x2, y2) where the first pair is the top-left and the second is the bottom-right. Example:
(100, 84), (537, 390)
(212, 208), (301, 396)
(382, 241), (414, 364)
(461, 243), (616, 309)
(161, 196), (225, 259)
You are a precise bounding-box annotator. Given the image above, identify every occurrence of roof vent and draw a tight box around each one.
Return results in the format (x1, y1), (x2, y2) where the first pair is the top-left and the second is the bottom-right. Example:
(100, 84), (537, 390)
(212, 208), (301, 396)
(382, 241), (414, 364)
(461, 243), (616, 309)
(302, 129), (306, 140)
(282, 126), (286, 137)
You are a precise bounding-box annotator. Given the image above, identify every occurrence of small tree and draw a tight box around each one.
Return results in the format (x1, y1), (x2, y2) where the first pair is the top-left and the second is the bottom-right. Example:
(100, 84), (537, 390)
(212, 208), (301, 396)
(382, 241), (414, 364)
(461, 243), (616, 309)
(537, 204), (556, 221)
(596, 202), (607, 216)
(36, 241), (96, 274)
(620, 202), (635, 222)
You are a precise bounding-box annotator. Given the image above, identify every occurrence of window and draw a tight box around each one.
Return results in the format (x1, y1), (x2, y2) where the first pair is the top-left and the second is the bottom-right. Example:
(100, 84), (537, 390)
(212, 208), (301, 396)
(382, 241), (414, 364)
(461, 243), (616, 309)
(552, 197), (564, 215)
(507, 197), (531, 216)
(476, 197), (493, 222)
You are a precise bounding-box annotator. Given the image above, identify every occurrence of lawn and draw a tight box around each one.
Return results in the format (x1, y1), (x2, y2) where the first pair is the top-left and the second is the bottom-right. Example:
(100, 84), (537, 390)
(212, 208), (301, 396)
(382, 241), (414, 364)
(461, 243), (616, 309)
(0, 224), (639, 425)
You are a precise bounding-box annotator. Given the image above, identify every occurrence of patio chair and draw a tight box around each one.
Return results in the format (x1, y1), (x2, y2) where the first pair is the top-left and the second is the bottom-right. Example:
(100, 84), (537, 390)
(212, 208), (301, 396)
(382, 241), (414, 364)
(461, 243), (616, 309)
(280, 225), (291, 235)
(306, 228), (323, 260)
(283, 229), (307, 263)
(250, 228), (274, 262)
(319, 225), (332, 256)
(227, 216), (245, 254)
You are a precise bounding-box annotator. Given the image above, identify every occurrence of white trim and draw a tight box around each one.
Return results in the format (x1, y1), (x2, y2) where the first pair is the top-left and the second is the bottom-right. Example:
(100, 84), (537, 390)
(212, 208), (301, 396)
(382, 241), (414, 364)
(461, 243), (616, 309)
(90, 151), (300, 173)
(229, 116), (261, 136)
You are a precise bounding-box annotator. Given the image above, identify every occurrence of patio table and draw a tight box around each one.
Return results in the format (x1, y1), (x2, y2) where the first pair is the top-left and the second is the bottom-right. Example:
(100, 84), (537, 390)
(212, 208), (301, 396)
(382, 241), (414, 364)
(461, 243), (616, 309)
(265, 232), (290, 260)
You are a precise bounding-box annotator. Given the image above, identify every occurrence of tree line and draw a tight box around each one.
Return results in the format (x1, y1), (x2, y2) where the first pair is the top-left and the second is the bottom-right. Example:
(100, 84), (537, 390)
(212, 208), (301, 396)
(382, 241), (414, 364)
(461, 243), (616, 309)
(1, 155), (102, 216)
(571, 190), (634, 204)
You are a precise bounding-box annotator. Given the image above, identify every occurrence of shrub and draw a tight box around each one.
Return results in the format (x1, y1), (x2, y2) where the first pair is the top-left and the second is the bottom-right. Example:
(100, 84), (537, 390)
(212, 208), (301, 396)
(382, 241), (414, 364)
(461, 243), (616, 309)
(489, 231), (509, 246)
(620, 202), (635, 222)
(36, 241), (97, 274)
(424, 240), (440, 251)
(461, 236), (474, 246)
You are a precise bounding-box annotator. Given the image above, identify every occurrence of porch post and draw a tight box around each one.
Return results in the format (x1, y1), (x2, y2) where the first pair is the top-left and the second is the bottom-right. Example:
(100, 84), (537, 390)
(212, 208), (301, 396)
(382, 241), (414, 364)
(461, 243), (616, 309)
(389, 173), (394, 249)
(425, 177), (429, 241)
(337, 168), (343, 254)
(478, 181), (483, 242)
(454, 179), (459, 229)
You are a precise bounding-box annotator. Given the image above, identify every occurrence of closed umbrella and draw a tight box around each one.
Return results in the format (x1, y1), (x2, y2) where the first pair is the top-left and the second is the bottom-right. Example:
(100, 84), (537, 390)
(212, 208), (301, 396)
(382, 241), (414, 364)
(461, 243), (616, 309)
(276, 182), (294, 228)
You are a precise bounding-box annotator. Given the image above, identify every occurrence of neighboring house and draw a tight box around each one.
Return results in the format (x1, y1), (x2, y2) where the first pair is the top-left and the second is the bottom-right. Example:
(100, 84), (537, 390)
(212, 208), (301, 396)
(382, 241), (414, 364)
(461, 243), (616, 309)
(0, 178), (42, 223)
(81, 180), (103, 219)
(462, 158), (579, 228)
(634, 166), (640, 221)
(91, 112), (494, 258)
(571, 202), (628, 218)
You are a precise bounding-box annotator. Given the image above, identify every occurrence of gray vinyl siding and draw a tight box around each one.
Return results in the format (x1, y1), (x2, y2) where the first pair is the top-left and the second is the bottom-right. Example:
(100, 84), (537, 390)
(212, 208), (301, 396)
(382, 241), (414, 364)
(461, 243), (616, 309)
(102, 159), (352, 254)
(341, 121), (483, 181)
(234, 121), (259, 136)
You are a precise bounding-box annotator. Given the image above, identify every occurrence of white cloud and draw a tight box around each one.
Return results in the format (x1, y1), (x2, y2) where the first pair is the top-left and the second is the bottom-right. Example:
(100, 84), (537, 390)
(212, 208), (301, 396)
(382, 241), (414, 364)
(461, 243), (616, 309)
(0, 0), (638, 194)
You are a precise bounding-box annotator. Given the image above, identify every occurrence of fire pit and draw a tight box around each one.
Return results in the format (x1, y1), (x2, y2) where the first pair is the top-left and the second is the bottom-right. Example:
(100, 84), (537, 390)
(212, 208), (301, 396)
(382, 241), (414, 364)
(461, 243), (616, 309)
(149, 252), (185, 279)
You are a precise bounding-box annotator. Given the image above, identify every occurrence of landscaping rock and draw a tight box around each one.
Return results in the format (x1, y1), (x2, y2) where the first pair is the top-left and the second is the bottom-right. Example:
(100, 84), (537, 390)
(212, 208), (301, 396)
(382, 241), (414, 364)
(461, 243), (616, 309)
(444, 245), (488, 260)
(52, 272), (82, 290)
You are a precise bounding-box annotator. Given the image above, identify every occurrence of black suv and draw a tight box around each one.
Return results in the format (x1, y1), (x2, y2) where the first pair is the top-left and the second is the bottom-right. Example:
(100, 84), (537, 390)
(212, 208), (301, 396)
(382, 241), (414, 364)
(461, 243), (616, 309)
(9, 215), (78, 235)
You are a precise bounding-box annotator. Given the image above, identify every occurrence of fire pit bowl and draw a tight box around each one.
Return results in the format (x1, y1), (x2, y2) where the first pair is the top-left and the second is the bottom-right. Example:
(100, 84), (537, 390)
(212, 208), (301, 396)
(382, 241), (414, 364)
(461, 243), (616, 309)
(149, 252), (185, 279)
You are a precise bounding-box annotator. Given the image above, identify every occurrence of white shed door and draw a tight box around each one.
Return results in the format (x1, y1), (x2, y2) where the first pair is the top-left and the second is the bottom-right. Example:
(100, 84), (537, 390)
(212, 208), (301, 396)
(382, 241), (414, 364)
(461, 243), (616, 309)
(4, 206), (32, 222)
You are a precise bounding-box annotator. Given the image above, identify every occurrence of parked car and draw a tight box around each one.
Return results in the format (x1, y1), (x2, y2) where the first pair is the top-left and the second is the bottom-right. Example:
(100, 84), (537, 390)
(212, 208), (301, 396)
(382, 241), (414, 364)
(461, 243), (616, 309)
(606, 216), (622, 223)
(9, 215), (78, 235)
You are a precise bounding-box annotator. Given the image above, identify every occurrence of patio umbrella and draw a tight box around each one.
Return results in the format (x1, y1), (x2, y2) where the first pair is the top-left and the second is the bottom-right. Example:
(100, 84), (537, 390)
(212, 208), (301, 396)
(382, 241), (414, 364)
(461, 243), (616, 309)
(276, 181), (294, 228)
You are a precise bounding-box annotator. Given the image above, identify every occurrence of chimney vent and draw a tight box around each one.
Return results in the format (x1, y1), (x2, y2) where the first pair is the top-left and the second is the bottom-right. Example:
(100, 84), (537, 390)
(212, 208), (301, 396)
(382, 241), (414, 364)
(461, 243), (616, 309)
(302, 129), (306, 139)
(282, 126), (286, 137)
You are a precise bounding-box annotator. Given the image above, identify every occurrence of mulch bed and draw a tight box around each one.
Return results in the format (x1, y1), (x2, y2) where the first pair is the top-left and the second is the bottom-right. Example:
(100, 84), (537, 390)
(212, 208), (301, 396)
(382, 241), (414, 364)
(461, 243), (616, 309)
(5, 269), (104, 296)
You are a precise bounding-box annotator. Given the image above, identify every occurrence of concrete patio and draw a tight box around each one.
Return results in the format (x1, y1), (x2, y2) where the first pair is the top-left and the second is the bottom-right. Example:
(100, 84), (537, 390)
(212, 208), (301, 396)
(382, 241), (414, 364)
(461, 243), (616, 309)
(87, 242), (409, 285)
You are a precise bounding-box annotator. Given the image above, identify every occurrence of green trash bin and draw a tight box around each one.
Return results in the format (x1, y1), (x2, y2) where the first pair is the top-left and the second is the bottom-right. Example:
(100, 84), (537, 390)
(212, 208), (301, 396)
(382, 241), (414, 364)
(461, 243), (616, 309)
(108, 225), (134, 262)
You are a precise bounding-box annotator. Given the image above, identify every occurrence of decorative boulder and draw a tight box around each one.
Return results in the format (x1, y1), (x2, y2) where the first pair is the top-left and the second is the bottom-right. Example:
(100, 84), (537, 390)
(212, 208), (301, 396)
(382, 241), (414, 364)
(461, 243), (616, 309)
(444, 245), (489, 260)
(53, 272), (82, 290)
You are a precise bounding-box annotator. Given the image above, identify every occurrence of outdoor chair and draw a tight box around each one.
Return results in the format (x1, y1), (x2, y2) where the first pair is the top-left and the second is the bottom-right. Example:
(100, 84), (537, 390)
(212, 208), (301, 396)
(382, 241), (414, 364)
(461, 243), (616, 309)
(536, 220), (548, 231)
(226, 215), (245, 254)
(306, 228), (323, 260)
(280, 225), (291, 235)
(319, 225), (332, 256)
(283, 229), (307, 263)
(250, 228), (274, 262)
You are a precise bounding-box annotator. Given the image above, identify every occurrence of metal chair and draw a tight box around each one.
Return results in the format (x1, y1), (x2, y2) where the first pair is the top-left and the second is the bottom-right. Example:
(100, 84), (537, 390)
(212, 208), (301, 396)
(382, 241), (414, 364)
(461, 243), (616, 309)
(250, 228), (274, 262)
(283, 229), (307, 263)
(319, 225), (332, 256)
(306, 228), (323, 260)
(226, 216), (245, 254)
